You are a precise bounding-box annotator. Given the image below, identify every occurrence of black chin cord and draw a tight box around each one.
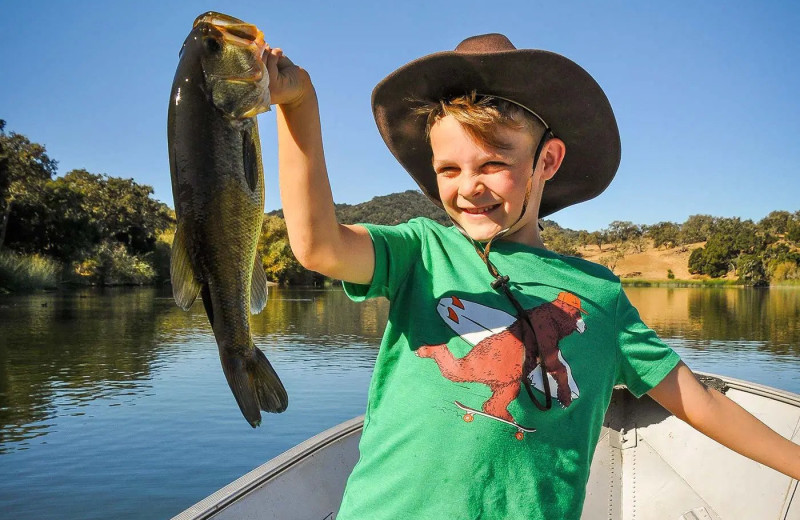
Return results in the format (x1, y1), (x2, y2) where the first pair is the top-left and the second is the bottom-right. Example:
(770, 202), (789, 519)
(470, 240), (553, 412)
(449, 127), (556, 411)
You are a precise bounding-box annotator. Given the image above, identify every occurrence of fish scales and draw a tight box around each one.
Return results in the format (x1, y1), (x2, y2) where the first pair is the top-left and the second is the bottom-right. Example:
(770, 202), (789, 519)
(167, 12), (287, 427)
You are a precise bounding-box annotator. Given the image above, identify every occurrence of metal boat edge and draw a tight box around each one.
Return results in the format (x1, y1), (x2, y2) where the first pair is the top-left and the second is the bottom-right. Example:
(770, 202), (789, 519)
(171, 416), (364, 520)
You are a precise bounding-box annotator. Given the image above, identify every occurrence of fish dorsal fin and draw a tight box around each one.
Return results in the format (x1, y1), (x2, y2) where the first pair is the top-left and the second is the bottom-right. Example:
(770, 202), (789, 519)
(170, 223), (202, 310)
(250, 257), (268, 314)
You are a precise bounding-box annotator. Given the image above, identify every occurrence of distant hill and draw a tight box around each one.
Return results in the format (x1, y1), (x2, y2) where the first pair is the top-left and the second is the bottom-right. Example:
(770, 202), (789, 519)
(269, 190), (451, 226)
(269, 190), (580, 232)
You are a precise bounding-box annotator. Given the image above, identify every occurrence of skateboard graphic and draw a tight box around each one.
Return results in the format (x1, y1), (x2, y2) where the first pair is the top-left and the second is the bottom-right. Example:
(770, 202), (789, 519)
(454, 401), (536, 440)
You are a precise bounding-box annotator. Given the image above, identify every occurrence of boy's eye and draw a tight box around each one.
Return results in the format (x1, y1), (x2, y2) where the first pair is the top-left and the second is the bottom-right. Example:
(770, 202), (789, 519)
(436, 166), (459, 176)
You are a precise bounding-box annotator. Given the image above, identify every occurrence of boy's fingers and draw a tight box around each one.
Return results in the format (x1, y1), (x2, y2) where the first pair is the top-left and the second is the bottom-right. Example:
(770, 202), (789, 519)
(264, 48), (280, 83)
(277, 52), (296, 71)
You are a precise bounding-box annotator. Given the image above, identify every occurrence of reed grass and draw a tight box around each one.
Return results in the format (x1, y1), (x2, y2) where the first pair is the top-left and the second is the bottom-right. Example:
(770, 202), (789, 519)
(0, 251), (60, 292)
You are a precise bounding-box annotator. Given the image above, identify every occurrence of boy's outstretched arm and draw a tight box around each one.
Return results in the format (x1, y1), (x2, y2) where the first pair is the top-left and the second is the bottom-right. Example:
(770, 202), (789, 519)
(648, 361), (800, 479)
(265, 47), (375, 285)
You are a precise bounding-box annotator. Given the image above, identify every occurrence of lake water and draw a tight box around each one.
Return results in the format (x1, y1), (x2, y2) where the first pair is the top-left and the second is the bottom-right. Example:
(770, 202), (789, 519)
(0, 285), (798, 519)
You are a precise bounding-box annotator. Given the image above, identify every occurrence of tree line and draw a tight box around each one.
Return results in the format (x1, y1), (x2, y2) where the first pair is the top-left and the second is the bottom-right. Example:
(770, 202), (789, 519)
(541, 214), (800, 285)
(2, 119), (798, 290)
(0, 120), (176, 289)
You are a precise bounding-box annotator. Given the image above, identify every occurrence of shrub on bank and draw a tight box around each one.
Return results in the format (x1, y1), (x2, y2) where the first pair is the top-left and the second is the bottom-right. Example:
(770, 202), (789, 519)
(771, 261), (800, 283)
(0, 251), (60, 291)
(74, 241), (156, 285)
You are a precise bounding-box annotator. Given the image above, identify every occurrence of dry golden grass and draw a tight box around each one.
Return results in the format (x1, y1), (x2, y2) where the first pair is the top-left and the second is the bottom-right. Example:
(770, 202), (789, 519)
(577, 240), (707, 280)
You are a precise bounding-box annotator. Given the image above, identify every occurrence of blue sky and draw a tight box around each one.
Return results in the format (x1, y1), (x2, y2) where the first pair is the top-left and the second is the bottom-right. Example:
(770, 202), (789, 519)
(1, 1), (798, 231)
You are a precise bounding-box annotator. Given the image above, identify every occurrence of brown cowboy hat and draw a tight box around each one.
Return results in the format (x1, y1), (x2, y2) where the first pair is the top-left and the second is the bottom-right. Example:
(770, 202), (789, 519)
(371, 33), (621, 218)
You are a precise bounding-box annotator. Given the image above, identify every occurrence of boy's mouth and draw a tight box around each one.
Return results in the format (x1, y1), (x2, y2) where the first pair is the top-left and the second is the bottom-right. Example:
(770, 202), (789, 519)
(461, 203), (501, 215)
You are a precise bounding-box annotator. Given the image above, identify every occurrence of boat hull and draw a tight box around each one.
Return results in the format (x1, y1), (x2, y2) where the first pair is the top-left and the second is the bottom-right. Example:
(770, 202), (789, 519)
(172, 374), (800, 519)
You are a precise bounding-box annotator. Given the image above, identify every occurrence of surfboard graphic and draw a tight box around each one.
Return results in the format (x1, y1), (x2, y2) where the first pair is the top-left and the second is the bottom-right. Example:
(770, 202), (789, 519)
(436, 295), (515, 346)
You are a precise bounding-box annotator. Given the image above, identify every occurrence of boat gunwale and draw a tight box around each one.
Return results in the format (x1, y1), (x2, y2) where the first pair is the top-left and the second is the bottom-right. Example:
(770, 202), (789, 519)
(170, 415), (365, 520)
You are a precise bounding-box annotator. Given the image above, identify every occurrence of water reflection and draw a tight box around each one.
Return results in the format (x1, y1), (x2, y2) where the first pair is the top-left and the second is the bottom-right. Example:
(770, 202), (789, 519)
(626, 287), (800, 355)
(1, 286), (797, 454)
(0, 288), (174, 451)
(0, 286), (389, 452)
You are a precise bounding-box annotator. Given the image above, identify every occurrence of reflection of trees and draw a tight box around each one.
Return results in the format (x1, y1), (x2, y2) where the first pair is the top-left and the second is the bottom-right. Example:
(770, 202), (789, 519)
(0, 286), (389, 449)
(250, 287), (389, 349)
(627, 287), (800, 356)
(0, 288), (174, 450)
(4, 285), (795, 452)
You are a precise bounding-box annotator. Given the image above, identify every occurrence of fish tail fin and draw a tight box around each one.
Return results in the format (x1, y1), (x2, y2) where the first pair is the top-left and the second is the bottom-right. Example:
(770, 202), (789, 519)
(220, 344), (288, 428)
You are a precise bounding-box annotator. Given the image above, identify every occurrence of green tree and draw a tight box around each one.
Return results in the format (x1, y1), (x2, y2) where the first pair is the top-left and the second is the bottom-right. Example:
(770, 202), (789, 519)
(598, 251), (624, 274)
(680, 214), (716, 243)
(541, 227), (579, 256)
(4, 177), (96, 261)
(646, 221), (681, 249)
(686, 218), (768, 278)
(758, 210), (792, 236)
(762, 242), (800, 282)
(607, 220), (641, 245)
(258, 215), (317, 285)
(590, 230), (608, 252)
(787, 215), (800, 244)
(0, 121), (58, 249)
(76, 240), (156, 285)
(5, 169), (173, 264)
(58, 169), (173, 255)
(577, 230), (591, 249)
(736, 253), (767, 285)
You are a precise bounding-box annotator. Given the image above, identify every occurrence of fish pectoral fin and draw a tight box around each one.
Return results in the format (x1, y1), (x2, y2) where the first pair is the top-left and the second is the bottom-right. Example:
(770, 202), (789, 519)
(250, 257), (269, 314)
(170, 224), (202, 310)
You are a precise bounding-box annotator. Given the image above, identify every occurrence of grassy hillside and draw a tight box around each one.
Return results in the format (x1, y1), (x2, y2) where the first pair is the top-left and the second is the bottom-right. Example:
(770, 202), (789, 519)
(269, 190), (450, 226)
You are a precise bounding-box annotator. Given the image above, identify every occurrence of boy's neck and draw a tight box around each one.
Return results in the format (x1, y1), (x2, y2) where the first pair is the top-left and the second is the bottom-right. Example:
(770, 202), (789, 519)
(473, 226), (548, 251)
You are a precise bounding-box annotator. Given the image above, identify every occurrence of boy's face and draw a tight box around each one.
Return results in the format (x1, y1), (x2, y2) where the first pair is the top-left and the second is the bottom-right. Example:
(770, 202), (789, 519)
(431, 115), (545, 246)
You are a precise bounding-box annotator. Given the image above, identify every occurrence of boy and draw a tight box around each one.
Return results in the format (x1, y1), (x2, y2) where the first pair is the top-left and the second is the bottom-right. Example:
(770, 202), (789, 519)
(265, 34), (800, 518)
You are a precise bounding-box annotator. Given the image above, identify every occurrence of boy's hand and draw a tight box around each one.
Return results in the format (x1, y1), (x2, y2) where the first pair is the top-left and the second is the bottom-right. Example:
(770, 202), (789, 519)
(264, 46), (309, 108)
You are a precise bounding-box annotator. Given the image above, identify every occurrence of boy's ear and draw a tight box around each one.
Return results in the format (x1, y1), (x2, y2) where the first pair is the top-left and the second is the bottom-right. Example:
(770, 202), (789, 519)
(539, 138), (566, 181)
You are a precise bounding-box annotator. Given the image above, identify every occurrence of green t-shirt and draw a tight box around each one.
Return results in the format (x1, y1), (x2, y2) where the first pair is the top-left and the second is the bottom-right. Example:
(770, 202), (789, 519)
(337, 218), (680, 520)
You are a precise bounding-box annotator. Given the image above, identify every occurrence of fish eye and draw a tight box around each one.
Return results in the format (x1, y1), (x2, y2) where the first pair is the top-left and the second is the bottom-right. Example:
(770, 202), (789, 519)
(204, 37), (222, 53)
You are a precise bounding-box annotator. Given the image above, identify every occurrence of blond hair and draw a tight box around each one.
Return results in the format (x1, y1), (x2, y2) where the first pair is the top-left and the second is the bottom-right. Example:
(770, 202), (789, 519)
(415, 91), (546, 150)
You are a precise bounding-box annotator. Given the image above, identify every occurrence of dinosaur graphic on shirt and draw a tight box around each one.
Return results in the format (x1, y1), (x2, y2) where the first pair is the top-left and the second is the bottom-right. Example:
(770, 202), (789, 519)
(416, 292), (587, 423)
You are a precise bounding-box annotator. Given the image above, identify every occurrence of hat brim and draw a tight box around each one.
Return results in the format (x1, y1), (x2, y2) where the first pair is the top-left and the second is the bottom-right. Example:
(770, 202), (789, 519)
(371, 48), (621, 218)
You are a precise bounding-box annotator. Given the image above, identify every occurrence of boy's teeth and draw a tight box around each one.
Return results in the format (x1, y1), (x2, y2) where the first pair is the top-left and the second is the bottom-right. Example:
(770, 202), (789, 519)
(465, 205), (496, 214)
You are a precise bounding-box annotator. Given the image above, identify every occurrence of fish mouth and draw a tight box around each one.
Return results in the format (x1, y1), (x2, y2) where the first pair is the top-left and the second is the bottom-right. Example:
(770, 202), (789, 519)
(194, 12), (269, 73)
(194, 12), (266, 49)
(193, 12), (271, 118)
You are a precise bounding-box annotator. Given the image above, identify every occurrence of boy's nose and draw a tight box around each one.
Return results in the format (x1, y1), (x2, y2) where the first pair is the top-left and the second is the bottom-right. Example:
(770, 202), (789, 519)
(458, 173), (485, 198)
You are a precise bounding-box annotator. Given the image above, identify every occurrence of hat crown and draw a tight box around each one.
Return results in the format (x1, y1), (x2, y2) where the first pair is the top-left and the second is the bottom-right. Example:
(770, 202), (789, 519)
(455, 33), (516, 53)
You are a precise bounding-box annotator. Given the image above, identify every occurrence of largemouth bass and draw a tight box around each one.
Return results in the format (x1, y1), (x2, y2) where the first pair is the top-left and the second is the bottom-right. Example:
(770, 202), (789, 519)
(167, 12), (287, 427)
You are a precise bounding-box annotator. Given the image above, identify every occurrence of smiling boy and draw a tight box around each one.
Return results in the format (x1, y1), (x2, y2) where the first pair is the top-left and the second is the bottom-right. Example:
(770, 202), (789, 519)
(265, 34), (800, 519)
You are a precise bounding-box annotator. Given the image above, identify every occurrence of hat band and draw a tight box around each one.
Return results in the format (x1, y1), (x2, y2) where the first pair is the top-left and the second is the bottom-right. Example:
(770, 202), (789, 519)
(476, 93), (552, 133)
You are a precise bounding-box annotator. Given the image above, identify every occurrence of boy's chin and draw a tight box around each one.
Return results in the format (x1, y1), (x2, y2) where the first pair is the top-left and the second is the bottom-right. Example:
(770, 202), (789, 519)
(458, 223), (504, 242)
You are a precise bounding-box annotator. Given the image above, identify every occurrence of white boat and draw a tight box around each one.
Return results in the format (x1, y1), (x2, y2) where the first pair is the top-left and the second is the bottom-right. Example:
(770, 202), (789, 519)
(172, 374), (800, 520)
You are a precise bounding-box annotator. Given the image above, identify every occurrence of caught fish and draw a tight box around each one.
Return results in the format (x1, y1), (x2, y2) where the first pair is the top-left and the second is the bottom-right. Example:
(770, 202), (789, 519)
(167, 12), (287, 427)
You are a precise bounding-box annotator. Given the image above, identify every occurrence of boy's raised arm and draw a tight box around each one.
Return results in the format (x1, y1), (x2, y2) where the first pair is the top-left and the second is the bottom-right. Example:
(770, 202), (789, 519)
(265, 47), (375, 285)
(648, 361), (800, 479)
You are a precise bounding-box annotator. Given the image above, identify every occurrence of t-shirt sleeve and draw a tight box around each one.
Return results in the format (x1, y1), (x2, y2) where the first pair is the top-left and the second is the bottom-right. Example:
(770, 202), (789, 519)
(341, 221), (423, 302)
(614, 285), (681, 397)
